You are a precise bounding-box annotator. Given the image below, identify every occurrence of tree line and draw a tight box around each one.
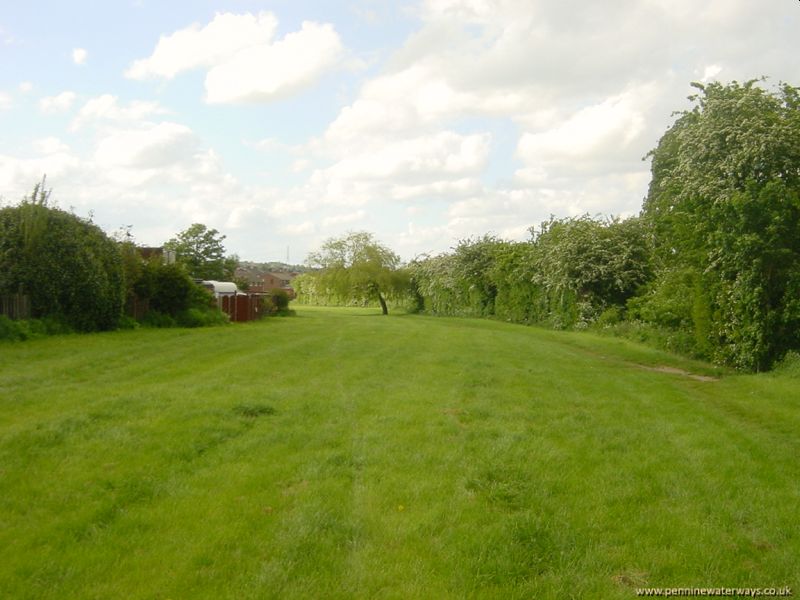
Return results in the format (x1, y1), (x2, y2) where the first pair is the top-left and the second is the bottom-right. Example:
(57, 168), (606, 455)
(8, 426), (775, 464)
(0, 185), (243, 335)
(298, 80), (800, 371)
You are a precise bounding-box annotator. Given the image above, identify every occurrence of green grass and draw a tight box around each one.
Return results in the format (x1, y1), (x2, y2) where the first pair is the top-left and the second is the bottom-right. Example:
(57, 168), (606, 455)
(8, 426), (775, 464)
(1, 307), (798, 598)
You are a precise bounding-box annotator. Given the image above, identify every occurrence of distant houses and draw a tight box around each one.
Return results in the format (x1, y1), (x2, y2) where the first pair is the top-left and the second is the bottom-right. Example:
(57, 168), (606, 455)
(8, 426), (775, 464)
(235, 267), (298, 299)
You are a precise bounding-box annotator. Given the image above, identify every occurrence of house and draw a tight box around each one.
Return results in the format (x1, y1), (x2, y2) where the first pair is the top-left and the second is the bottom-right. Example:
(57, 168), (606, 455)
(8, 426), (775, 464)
(235, 268), (298, 299)
(137, 246), (176, 264)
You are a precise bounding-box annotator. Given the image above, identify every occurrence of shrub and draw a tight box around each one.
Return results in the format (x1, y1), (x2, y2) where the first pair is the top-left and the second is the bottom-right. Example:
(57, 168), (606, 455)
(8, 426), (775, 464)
(0, 315), (73, 341)
(176, 306), (229, 328)
(271, 289), (290, 311)
(140, 311), (177, 328)
(0, 315), (23, 341)
(773, 350), (800, 378)
(0, 184), (124, 331)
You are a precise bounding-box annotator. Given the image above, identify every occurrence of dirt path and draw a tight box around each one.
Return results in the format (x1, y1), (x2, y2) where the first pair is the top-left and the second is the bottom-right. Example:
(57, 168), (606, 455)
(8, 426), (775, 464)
(636, 364), (718, 382)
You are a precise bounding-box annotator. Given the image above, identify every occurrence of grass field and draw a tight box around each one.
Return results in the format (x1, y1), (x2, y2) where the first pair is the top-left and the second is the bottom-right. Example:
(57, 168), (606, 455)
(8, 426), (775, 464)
(1, 307), (798, 599)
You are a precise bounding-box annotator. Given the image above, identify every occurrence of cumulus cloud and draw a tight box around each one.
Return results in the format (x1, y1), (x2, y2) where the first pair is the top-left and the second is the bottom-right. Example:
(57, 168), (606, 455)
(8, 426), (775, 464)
(205, 21), (343, 103)
(39, 91), (77, 113)
(33, 137), (71, 155)
(94, 122), (199, 169)
(302, 0), (800, 260)
(322, 210), (366, 227)
(0, 91), (11, 110)
(3, 0), (798, 262)
(70, 94), (168, 130)
(127, 12), (343, 104)
(126, 12), (278, 79)
(72, 48), (88, 65)
(282, 221), (316, 235)
(515, 84), (655, 181)
(309, 131), (490, 205)
(0, 151), (81, 192)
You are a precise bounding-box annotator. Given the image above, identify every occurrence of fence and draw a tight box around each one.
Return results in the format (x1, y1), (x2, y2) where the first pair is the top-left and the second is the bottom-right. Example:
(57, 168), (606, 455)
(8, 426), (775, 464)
(219, 294), (267, 322)
(0, 294), (31, 320)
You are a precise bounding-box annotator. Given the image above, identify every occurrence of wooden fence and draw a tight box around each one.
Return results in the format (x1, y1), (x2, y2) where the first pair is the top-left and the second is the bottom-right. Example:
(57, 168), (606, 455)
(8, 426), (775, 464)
(0, 294), (31, 320)
(219, 294), (268, 322)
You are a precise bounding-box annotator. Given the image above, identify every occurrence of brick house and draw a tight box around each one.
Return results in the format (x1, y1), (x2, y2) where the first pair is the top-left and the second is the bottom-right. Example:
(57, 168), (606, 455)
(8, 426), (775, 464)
(236, 269), (298, 299)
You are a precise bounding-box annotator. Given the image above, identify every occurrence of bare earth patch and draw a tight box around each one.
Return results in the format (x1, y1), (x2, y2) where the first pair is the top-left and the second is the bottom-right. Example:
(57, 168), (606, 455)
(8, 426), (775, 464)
(637, 364), (718, 382)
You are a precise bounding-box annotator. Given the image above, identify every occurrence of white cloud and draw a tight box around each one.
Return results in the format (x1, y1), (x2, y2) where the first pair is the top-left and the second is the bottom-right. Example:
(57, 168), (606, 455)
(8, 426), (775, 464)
(0, 91), (11, 110)
(701, 64), (723, 82)
(322, 210), (366, 227)
(126, 11), (278, 79)
(292, 159), (311, 173)
(309, 131), (490, 205)
(34, 137), (71, 155)
(18, 81), (33, 93)
(0, 151), (81, 192)
(204, 21), (343, 103)
(282, 221), (316, 235)
(71, 94), (168, 130)
(327, 132), (488, 181)
(94, 122), (199, 169)
(516, 86), (652, 179)
(72, 48), (88, 65)
(127, 12), (343, 104)
(39, 91), (77, 113)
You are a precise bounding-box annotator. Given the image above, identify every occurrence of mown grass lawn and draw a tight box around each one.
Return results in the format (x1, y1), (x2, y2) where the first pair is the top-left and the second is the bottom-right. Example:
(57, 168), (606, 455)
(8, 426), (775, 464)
(1, 307), (798, 599)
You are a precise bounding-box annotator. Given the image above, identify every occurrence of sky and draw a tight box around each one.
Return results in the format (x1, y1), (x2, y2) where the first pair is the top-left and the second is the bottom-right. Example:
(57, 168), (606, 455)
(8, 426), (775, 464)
(1, 1), (798, 263)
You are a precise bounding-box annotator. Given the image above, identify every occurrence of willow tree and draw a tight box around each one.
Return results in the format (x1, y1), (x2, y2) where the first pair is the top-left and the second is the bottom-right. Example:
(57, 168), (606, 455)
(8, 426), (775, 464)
(306, 231), (403, 315)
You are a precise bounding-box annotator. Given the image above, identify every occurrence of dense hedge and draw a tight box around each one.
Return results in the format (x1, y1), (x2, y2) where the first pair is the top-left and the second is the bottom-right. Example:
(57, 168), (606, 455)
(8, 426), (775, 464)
(409, 216), (652, 329)
(0, 195), (124, 332)
(409, 81), (800, 371)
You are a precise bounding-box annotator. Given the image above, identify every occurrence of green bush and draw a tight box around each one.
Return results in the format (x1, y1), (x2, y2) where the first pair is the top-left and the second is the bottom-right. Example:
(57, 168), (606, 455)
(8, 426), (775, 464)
(0, 315), (23, 341)
(148, 264), (195, 315)
(140, 311), (177, 328)
(772, 350), (800, 378)
(270, 289), (290, 311)
(117, 316), (140, 330)
(595, 306), (624, 328)
(0, 185), (124, 331)
(176, 306), (229, 328)
(0, 316), (73, 341)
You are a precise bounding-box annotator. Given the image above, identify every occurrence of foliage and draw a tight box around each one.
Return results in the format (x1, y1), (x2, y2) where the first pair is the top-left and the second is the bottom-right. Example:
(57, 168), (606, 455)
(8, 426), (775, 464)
(133, 259), (227, 328)
(772, 350), (800, 378)
(0, 181), (124, 331)
(176, 306), (230, 328)
(643, 80), (800, 370)
(306, 231), (406, 315)
(529, 216), (653, 328)
(164, 223), (237, 280)
(0, 314), (73, 341)
(409, 216), (652, 329)
(270, 289), (290, 311)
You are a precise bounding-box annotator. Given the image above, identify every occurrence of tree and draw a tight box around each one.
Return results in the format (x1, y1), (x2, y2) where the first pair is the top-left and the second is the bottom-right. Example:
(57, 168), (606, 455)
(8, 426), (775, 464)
(643, 79), (800, 369)
(306, 231), (403, 315)
(0, 180), (124, 331)
(164, 223), (236, 280)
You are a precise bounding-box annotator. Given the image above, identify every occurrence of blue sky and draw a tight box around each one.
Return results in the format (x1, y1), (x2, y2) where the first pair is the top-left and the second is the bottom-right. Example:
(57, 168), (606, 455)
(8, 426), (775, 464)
(2, 1), (799, 262)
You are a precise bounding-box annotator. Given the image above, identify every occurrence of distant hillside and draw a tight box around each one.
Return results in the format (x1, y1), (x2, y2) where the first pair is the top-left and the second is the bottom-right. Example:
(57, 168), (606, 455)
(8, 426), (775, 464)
(237, 261), (310, 274)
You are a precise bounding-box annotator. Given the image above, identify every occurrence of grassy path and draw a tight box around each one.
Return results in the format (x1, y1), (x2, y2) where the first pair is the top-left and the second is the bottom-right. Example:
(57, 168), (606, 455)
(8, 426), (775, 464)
(0, 307), (798, 598)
